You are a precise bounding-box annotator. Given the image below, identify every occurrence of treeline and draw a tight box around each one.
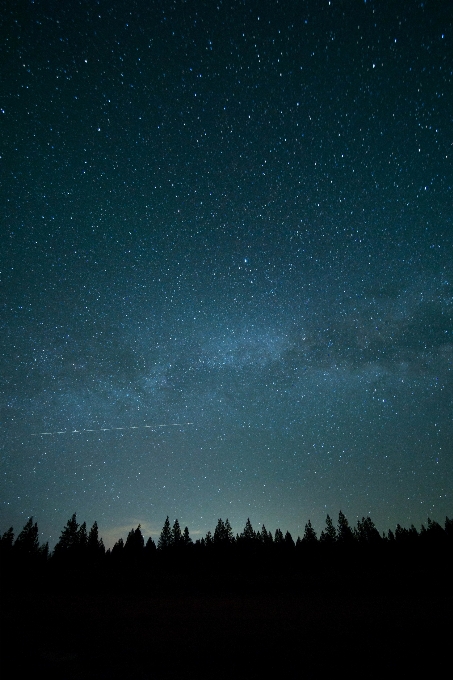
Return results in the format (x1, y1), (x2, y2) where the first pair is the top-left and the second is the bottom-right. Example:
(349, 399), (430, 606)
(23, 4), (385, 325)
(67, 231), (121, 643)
(1, 511), (452, 572)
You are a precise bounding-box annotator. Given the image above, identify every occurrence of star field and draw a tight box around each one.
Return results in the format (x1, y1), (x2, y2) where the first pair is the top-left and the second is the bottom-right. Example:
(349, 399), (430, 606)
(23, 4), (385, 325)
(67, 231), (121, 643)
(1, 0), (452, 547)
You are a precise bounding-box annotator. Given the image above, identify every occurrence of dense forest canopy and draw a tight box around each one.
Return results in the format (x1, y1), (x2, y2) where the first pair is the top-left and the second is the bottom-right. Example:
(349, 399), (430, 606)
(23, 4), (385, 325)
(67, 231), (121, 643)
(2, 511), (452, 568)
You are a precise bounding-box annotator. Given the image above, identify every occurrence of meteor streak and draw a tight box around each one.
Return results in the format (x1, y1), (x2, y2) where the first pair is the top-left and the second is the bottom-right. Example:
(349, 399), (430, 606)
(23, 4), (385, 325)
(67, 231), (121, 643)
(30, 423), (193, 436)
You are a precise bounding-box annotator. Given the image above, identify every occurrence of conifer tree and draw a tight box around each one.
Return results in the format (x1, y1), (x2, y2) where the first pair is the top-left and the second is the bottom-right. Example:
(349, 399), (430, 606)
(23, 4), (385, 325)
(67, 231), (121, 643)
(145, 536), (156, 554)
(158, 516), (173, 550)
(260, 524), (273, 545)
(303, 520), (317, 543)
(225, 519), (234, 544)
(172, 519), (182, 547)
(78, 521), (88, 550)
(87, 521), (105, 557)
(355, 517), (381, 545)
(319, 515), (337, 544)
(14, 517), (40, 557)
(125, 525), (145, 554)
(395, 524), (410, 544)
(214, 518), (234, 548)
(0, 527), (14, 554)
(426, 517), (444, 539)
(214, 518), (226, 545)
(182, 526), (192, 546)
(240, 518), (256, 545)
(111, 537), (124, 558)
(302, 520), (318, 545)
(274, 528), (284, 544)
(53, 513), (80, 557)
(38, 542), (50, 562)
(284, 531), (295, 548)
(337, 511), (355, 545)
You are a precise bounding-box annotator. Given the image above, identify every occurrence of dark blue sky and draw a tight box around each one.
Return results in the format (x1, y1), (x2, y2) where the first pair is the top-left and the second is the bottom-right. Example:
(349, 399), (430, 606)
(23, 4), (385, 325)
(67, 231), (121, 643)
(1, 0), (452, 547)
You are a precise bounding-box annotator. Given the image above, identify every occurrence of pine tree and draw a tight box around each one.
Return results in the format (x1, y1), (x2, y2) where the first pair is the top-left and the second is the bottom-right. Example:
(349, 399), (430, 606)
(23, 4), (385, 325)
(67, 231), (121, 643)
(274, 528), (284, 544)
(87, 521), (105, 557)
(144, 536), (156, 564)
(172, 519), (182, 547)
(125, 525), (145, 554)
(53, 513), (80, 557)
(319, 514), (337, 545)
(427, 517), (444, 536)
(182, 526), (192, 546)
(111, 537), (124, 558)
(214, 518), (227, 545)
(408, 524), (419, 545)
(302, 520), (318, 545)
(158, 516), (173, 550)
(239, 518), (256, 545)
(225, 519), (234, 544)
(145, 536), (157, 555)
(337, 511), (355, 545)
(14, 517), (40, 557)
(395, 524), (410, 545)
(78, 521), (88, 551)
(0, 527), (14, 552)
(260, 524), (273, 546)
(284, 531), (295, 549)
(38, 542), (50, 562)
(355, 517), (382, 545)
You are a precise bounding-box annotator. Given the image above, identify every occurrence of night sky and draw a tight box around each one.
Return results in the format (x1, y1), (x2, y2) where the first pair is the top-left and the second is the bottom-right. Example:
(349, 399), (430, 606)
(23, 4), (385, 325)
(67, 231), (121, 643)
(1, 0), (452, 548)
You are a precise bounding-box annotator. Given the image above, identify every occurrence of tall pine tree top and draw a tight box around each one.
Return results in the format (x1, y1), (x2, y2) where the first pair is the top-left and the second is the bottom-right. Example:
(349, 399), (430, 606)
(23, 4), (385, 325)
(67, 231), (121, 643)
(158, 516), (173, 550)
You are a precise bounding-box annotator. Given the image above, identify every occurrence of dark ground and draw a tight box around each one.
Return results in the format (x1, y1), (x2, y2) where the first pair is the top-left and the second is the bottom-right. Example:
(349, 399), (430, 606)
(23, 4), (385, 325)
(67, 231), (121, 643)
(2, 562), (451, 679)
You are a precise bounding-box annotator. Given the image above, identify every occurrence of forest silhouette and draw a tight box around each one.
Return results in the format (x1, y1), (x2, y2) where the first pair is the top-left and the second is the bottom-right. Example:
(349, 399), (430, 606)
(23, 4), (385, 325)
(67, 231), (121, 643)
(2, 510), (452, 576)
(2, 511), (452, 678)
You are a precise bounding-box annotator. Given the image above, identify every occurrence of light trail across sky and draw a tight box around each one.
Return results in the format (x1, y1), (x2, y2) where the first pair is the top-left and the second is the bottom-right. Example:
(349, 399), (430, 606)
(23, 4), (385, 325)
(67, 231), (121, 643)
(30, 423), (194, 436)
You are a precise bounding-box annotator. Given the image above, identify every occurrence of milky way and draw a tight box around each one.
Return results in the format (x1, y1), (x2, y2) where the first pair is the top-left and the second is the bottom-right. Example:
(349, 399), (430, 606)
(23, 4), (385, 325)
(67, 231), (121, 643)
(1, 1), (451, 546)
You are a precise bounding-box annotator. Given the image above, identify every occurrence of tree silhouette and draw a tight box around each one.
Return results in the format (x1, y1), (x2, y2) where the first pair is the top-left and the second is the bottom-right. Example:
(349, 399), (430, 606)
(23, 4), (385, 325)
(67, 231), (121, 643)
(394, 523), (408, 543)
(87, 521), (105, 558)
(182, 526), (192, 546)
(302, 520), (318, 545)
(111, 537), (124, 558)
(239, 518), (256, 546)
(38, 541), (50, 562)
(53, 513), (80, 557)
(172, 519), (182, 547)
(355, 517), (382, 546)
(78, 521), (88, 550)
(260, 524), (273, 546)
(387, 528), (395, 542)
(145, 536), (157, 556)
(214, 518), (234, 546)
(319, 515), (337, 545)
(0, 527), (14, 551)
(337, 511), (355, 545)
(14, 517), (40, 557)
(426, 517), (445, 539)
(214, 518), (226, 545)
(125, 525), (145, 555)
(284, 531), (295, 549)
(274, 528), (284, 544)
(158, 517), (173, 550)
(3, 508), (451, 590)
